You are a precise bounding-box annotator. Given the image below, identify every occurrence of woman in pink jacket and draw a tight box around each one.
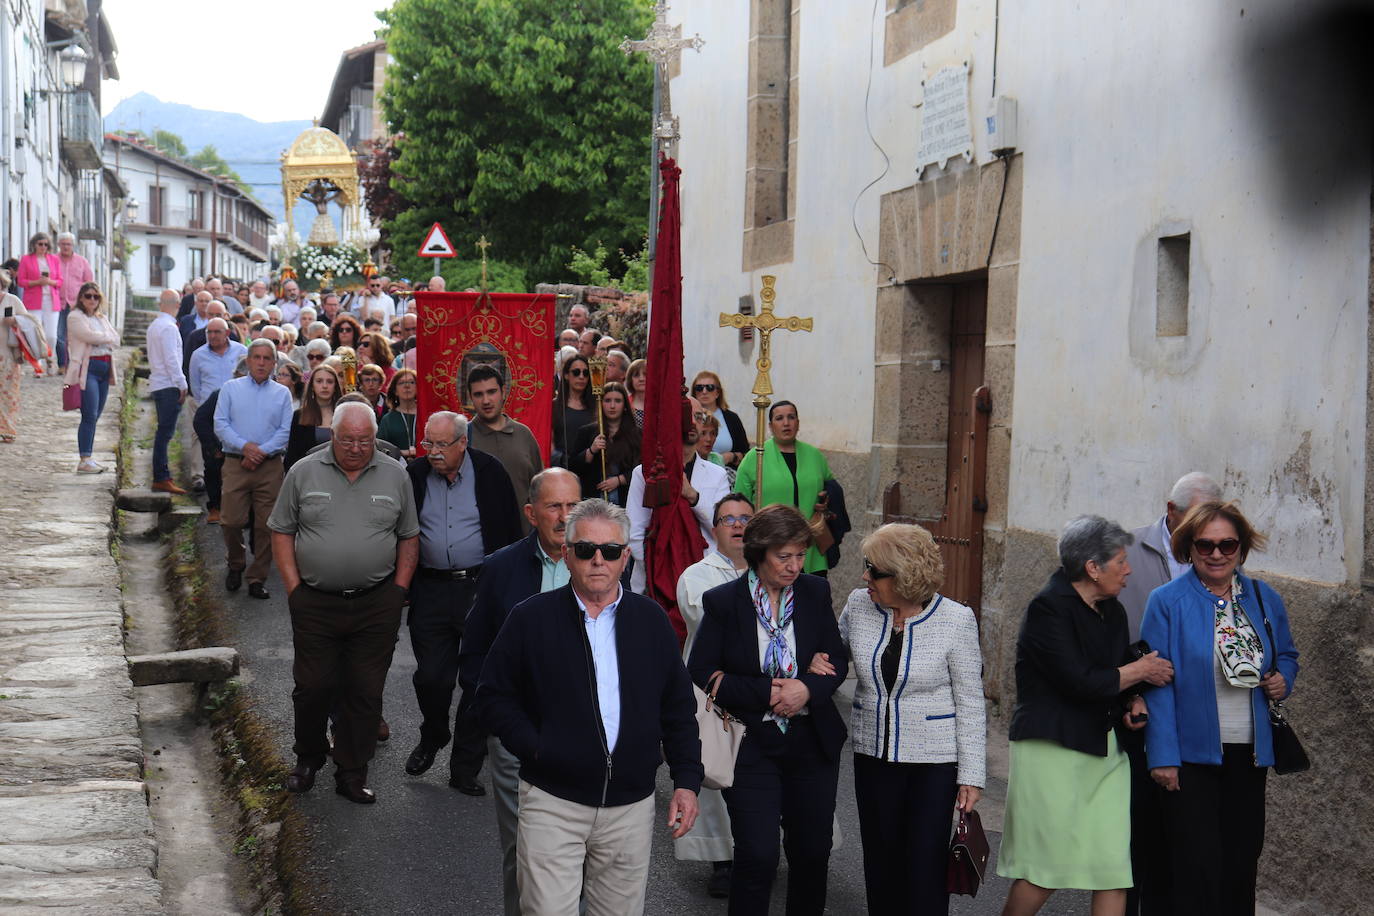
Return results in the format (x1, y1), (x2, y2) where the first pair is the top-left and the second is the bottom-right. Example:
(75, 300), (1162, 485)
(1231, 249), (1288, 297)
(15, 233), (63, 372)
(64, 282), (121, 474)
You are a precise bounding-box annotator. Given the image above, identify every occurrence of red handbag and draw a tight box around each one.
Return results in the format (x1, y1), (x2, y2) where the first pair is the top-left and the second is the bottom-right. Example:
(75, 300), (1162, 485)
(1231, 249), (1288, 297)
(62, 384), (82, 411)
(946, 808), (990, 897)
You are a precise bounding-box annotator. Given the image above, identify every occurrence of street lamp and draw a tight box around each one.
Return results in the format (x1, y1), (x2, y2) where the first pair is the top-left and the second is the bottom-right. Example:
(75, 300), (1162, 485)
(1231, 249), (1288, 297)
(57, 44), (88, 88)
(123, 197), (140, 224)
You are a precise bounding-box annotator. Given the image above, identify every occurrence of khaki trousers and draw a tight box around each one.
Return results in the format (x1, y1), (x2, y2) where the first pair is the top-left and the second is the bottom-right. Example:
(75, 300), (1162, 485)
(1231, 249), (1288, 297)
(516, 781), (654, 916)
(221, 455), (283, 584)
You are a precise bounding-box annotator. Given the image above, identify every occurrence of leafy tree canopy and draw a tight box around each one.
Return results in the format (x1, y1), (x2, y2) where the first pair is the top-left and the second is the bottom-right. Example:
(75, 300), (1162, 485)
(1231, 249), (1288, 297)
(151, 129), (188, 159)
(380, 0), (655, 285)
(567, 240), (648, 291)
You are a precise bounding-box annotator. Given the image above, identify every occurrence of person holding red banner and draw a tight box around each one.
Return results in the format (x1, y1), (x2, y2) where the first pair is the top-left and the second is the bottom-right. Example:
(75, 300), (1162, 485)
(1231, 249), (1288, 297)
(0, 268), (45, 442)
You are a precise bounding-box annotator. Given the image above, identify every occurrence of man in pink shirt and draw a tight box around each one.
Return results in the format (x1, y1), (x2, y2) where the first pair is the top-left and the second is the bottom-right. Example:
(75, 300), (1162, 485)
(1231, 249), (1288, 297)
(55, 232), (94, 372)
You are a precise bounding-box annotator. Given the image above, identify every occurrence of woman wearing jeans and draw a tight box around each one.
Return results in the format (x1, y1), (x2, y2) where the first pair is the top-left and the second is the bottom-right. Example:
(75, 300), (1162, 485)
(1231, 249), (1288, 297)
(64, 282), (120, 474)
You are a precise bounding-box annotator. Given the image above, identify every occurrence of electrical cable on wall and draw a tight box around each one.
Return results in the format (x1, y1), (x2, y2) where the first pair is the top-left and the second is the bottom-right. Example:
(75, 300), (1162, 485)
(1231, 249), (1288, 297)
(985, 153), (1010, 268)
(851, 0), (898, 285)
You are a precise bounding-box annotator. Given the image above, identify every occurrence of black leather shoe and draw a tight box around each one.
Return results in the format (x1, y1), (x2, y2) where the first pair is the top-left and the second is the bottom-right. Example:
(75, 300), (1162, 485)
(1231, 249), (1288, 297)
(377, 716), (390, 742)
(708, 861), (732, 898)
(448, 774), (486, 796)
(225, 569), (243, 592)
(248, 582), (270, 600)
(405, 743), (438, 776)
(335, 779), (376, 805)
(286, 762), (318, 793)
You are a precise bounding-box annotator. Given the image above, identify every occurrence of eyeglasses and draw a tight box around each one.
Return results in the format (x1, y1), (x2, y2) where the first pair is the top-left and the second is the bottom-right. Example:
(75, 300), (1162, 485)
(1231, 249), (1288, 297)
(307, 354), (324, 362)
(693, 383), (717, 393)
(571, 541), (626, 561)
(863, 557), (895, 580)
(81, 292), (101, 300)
(567, 368), (588, 377)
(420, 438), (460, 450)
(1193, 538), (1241, 557)
(335, 438), (371, 451)
(717, 514), (752, 526)
(34, 241), (49, 247)
(358, 341), (371, 349)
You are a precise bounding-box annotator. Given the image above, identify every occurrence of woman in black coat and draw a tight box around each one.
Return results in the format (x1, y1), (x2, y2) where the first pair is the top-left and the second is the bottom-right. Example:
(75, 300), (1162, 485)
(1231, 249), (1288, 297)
(568, 381), (640, 505)
(688, 505), (849, 916)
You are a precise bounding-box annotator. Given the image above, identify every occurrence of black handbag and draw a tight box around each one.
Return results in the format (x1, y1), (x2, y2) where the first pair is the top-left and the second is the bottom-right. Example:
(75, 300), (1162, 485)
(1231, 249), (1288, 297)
(946, 808), (990, 897)
(1252, 585), (1311, 775)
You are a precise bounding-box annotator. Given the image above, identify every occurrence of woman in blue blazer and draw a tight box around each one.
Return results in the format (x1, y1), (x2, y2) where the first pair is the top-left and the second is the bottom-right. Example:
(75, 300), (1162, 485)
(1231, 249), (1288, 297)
(1142, 501), (1300, 916)
(688, 505), (848, 916)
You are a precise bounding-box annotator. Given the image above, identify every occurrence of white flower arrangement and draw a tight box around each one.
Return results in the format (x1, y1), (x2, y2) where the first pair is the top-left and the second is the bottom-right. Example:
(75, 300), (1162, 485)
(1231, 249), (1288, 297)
(296, 243), (364, 280)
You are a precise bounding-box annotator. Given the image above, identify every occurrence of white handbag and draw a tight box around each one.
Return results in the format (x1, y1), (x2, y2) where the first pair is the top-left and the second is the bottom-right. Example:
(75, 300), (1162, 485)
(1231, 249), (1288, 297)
(696, 670), (746, 790)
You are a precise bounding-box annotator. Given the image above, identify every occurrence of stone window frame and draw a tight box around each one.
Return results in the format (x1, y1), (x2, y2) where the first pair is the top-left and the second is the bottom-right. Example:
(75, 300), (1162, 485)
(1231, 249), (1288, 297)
(742, 0), (799, 271)
(884, 0), (957, 66)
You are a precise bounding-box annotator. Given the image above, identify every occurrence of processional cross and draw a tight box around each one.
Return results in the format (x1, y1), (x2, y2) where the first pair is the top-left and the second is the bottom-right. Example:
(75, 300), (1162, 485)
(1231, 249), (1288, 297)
(620, 0), (704, 157)
(719, 276), (814, 506)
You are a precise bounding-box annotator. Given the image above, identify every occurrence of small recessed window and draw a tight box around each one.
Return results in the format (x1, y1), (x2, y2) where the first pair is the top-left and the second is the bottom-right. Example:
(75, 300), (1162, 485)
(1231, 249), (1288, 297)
(1156, 233), (1190, 337)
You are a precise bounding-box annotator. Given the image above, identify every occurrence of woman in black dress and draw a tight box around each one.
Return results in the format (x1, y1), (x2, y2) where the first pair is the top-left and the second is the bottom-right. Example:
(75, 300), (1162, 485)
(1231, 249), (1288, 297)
(569, 381), (640, 505)
(552, 354), (595, 467)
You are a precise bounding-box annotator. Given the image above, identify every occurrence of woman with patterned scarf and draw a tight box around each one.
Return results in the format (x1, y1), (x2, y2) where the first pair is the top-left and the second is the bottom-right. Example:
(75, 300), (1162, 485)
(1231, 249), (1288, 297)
(1141, 500), (1299, 915)
(687, 504), (849, 916)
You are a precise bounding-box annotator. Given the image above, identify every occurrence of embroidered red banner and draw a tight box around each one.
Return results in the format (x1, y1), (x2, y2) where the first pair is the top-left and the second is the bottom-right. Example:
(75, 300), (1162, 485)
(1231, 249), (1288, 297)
(414, 291), (556, 462)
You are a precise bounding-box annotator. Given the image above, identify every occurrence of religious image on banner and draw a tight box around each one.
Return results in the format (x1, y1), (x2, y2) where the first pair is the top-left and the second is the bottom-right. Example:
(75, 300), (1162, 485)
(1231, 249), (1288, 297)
(413, 291), (556, 461)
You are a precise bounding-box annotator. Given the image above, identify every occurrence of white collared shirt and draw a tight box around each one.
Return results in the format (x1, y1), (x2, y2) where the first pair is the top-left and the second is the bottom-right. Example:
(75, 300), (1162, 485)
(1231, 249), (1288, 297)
(573, 584), (622, 752)
(145, 312), (186, 393)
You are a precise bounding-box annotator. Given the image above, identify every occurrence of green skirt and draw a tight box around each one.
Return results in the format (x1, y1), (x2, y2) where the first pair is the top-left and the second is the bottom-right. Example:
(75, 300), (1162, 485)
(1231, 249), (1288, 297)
(996, 730), (1132, 890)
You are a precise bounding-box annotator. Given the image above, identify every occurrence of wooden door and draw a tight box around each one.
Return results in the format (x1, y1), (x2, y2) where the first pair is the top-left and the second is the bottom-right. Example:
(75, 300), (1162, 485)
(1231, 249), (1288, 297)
(882, 281), (991, 617)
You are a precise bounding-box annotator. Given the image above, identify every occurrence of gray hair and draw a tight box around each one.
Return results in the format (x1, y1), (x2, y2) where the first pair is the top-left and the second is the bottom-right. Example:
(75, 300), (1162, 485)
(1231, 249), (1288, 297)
(246, 338), (276, 358)
(527, 467), (579, 506)
(333, 401), (378, 432)
(565, 498), (631, 545)
(248, 308), (269, 321)
(56, 231), (76, 244)
(304, 338), (331, 357)
(308, 321), (329, 338)
(1168, 471), (1222, 509)
(1058, 515), (1134, 582)
(607, 349), (629, 369)
(425, 410), (468, 442)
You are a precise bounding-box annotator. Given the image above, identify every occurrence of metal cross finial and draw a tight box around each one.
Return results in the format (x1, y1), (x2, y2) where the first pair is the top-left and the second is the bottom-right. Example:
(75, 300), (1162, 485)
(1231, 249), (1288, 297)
(476, 235), (491, 293)
(620, 0), (704, 150)
(718, 276), (814, 506)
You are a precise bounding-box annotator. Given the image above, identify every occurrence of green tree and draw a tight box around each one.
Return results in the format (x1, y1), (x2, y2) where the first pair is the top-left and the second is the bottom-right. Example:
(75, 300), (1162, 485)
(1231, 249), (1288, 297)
(380, 0), (655, 286)
(187, 144), (245, 184)
(152, 129), (188, 159)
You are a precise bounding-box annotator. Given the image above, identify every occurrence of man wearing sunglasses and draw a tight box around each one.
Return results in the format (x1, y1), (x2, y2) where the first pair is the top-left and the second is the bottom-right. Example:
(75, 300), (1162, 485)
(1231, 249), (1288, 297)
(480, 499), (702, 916)
(402, 411), (521, 795)
(1117, 470), (1221, 916)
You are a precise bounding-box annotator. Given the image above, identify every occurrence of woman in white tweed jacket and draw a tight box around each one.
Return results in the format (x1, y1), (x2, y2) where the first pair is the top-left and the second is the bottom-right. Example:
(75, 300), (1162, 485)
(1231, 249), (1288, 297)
(817, 522), (985, 915)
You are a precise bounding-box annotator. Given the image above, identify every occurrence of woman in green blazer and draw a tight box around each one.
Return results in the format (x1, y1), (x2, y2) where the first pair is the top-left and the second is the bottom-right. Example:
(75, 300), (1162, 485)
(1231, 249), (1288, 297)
(734, 401), (834, 574)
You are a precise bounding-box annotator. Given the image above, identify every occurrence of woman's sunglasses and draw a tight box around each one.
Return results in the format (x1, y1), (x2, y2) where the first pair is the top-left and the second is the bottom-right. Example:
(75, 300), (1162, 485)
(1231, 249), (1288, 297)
(693, 383), (717, 392)
(863, 557), (894, 580)
(81, 292), (101, 300)
(568, 368), (589, 377)
(308, 354), (324, 362)
(1193, 538), (1241, 557)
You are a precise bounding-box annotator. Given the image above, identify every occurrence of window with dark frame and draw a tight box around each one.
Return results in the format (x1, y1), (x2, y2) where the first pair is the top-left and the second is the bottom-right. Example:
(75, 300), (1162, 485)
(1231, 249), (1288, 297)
(149, 243), (166, 287)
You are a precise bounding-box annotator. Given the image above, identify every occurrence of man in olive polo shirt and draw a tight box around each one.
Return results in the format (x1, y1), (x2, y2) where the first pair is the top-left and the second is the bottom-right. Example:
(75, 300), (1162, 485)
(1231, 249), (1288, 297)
(269, 402), (419, 805)
(465, 365), (543, 533)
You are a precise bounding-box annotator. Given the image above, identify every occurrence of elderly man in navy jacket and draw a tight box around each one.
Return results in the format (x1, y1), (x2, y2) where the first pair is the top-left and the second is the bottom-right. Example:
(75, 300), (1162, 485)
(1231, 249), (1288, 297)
(479, 499), (703, 916)
(403, 410), (521, 794)
(458, 467), (583, 916)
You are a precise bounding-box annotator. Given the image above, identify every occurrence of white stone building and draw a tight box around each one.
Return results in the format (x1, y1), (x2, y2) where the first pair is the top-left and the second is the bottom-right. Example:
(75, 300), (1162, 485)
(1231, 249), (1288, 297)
(669, 2), (1370, 908)
(0, 0), (126, 326)
(104, 134), (274, 300)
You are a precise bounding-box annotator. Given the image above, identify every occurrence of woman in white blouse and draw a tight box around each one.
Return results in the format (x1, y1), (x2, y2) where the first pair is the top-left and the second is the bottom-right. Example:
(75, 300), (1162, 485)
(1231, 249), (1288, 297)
(817, 522), (986, 916)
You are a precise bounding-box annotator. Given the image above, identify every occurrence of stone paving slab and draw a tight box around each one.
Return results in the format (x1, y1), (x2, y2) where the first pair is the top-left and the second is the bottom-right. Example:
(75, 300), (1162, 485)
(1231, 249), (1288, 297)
(0, 367), (162, 909)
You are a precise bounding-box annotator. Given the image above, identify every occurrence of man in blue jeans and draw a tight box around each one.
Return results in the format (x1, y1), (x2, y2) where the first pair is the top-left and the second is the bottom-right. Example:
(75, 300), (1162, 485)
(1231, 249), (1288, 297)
(146, 289), (188, 494)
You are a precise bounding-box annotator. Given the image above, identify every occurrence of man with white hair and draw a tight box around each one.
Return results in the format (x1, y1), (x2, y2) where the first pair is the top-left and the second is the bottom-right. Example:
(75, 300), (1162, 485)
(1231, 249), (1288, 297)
(214, 340), (294, 599)
(297, 306), (317, 328)
(401, 410), (521, 795)
(428, 275), (446, 292)
(1119, 471), (1223, 638)
(264, 304), (284, 326)
(269, 401), (419, 805)
(182, 300), (238, 379)
(54, 231), (93, 371)
(188, 317), (247, 402)
(605, 349), (629, 383)
(249, 279), (273, 311)
(179, 290), (214, 344)
(567, 303), (590, 333)
(177, 276), (207, 320)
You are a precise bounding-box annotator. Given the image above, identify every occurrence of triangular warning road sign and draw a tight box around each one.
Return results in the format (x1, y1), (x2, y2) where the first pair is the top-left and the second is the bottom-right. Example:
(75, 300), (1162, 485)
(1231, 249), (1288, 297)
(417, 222), (457, 258)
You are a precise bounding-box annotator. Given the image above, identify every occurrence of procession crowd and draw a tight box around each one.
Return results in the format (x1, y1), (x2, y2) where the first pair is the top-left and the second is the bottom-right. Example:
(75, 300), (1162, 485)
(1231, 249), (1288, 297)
(0, 235), (1300, 916)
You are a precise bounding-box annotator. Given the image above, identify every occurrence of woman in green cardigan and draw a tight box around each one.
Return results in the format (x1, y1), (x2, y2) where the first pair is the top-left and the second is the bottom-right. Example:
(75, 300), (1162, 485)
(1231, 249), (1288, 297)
(734, 400), (834, 574)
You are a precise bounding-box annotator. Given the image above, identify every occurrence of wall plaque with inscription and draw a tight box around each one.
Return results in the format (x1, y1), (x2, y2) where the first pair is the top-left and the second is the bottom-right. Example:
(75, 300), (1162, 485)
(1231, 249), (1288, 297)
(916, 62), (973, 175)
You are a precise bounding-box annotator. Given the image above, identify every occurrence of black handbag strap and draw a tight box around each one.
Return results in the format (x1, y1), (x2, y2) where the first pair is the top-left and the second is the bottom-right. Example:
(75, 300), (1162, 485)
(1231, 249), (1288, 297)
(1248, 579), (1279, 677)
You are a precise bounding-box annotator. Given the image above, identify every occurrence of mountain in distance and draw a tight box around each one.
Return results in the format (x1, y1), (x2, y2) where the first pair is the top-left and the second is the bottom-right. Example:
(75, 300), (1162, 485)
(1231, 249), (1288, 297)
(104, 92), (314, 226)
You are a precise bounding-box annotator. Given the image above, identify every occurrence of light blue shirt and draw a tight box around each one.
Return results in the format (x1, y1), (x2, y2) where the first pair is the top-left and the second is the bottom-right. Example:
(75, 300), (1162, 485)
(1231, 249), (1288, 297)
(418, 453), (483, 570)
(188, 340), (247, 401)
(213, 374), (293, 455)
(1157, 516), (1193, 581)
(573, 584), (622, 753)
(538, 543), (570, 592)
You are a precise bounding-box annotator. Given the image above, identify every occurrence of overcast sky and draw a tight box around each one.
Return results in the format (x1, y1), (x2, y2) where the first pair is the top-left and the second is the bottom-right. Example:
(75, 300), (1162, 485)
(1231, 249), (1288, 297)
(100, 0), (389, 122)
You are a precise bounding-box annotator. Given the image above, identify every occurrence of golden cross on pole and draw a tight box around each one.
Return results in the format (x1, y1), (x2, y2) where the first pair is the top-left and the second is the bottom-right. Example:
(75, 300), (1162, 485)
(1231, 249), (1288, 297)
(476, 235), (491, 293)
(718, 275), (813, 506)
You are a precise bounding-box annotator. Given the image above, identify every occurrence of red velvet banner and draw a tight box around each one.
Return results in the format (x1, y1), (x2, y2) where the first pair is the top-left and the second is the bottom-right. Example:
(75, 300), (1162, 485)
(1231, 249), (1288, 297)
(414, 291), (556, 462)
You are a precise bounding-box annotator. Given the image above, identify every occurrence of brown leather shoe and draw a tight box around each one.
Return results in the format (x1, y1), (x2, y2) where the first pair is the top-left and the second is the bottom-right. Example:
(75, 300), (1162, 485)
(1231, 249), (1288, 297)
(152, 479), (187, 495)
(377, 716), (390, 742)
(286, 761), (318, 793)
(335, 779), (376, 805)
(206, 508), (221, 524)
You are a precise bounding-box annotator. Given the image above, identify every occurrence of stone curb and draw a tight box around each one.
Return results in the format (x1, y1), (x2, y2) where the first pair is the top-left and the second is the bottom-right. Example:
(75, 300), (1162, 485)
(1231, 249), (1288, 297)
(0, 355), (163, 912)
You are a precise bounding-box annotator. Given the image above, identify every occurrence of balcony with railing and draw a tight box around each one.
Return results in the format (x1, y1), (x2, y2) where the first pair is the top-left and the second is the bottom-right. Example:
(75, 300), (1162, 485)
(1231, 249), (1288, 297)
(60, 90), (102, 170)
(75, 171), (104, 241)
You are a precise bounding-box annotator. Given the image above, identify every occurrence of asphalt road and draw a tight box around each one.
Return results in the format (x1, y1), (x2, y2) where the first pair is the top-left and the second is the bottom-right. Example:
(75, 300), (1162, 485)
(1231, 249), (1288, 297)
(196, 522), (1093, 915)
